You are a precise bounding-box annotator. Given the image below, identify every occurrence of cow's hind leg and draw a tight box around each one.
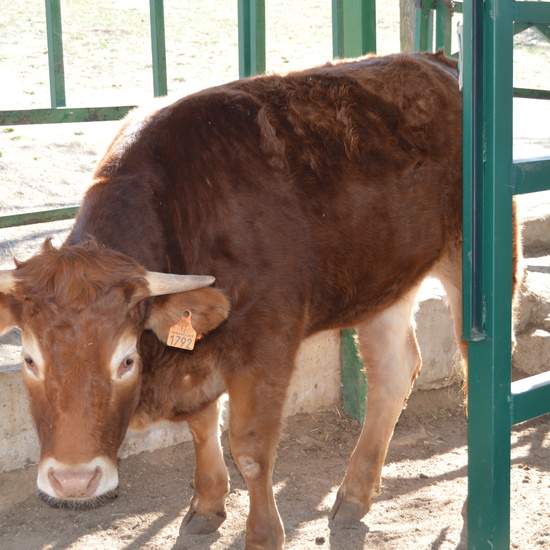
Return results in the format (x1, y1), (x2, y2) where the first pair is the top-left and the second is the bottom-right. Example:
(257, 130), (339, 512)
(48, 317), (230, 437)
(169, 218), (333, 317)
(432, 251), (469, 393)
(182, 397), (230, 534)
(434, 211), (522, 402)
(331, 285), (421, 524)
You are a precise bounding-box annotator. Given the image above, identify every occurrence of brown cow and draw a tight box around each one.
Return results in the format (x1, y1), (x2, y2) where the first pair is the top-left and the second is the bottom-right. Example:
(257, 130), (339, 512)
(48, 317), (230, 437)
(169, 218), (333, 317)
(1, 51), (470, 549)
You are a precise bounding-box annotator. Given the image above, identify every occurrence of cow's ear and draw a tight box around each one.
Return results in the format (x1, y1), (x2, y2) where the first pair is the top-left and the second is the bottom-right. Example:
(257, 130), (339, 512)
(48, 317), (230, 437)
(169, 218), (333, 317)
(0, 294), (19, 334)
(145, 287), (230, 344)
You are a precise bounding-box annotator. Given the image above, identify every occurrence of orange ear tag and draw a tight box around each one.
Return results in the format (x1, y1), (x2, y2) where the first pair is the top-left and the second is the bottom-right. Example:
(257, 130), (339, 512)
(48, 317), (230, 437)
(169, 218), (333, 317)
(167, 310), (197, 350)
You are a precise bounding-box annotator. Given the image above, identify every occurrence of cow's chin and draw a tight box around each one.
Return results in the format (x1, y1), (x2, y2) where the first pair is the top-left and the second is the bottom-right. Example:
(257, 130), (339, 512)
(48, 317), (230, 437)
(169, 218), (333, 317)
(36, 456), (119, 509)
(38, 488), (118, 510)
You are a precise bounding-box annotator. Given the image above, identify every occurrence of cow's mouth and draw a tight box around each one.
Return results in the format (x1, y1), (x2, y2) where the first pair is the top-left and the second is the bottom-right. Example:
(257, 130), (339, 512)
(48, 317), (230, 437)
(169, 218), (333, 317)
(37, 488), (118, 510)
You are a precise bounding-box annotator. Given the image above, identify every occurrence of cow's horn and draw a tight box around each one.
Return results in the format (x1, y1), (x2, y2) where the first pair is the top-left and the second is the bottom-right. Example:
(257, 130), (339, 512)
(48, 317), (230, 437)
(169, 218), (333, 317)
(145, 272), (215, 297)
(0, 270), (15, 294)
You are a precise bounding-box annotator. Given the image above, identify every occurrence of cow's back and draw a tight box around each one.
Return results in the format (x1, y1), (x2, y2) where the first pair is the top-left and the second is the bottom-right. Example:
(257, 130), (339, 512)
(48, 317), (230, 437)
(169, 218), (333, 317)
(72, 51), (462, 336)
(234, 51), (462, 330)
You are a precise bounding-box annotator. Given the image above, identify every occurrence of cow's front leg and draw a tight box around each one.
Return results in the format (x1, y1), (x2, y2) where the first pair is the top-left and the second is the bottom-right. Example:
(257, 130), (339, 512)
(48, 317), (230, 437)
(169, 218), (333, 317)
(226, 372), (290, 550)
(181, 397), (230, 534)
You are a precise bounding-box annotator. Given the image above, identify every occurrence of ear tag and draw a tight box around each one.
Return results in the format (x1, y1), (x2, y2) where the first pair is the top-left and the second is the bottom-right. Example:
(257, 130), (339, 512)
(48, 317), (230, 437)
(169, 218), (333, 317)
(167, 310), (197, 350)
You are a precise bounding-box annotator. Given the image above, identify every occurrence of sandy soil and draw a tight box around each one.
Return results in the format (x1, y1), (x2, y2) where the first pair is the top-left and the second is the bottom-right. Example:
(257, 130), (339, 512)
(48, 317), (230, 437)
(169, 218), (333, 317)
(0, 387), (549, 550)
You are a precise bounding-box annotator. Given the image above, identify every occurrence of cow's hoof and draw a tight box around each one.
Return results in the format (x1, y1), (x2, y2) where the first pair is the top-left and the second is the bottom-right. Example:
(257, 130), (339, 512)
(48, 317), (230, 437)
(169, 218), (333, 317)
(329, 496), (368, 526)
(181, 507), (226, 534)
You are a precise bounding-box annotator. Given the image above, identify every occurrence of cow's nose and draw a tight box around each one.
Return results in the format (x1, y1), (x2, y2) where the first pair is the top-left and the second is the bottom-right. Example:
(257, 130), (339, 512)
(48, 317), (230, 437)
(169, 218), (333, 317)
(48, 466), (102, 499)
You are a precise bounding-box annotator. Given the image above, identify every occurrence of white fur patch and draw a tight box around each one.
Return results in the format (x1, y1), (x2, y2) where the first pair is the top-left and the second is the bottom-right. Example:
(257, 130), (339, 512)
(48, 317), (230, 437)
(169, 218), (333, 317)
(237, 456), (261, 480)
(21, 332), (45, 381)
(109, 334), (138, 380)
(37, 456), (118, 499)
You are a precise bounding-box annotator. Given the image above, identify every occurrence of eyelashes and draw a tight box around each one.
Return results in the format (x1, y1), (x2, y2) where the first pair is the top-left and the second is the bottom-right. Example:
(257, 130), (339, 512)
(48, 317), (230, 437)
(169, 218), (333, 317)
(116, 355), (137, 379)
(23, 354), (40, 378)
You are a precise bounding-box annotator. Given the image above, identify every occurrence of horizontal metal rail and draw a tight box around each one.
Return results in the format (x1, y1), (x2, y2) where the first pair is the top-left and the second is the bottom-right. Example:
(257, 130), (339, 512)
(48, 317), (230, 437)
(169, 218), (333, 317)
(4, 85), (543, 126)
(513, 157), (550, 195)
(515, 1), (550, 22)
(511, 371), (550, 425)
(513, 87), (550, 100)
(0, 106), (135, 126)
(0, 207), (80, 229)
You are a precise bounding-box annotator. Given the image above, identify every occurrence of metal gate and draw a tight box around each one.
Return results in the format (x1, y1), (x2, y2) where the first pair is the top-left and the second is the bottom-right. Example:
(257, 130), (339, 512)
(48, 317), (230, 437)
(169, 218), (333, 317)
(413, 2), (550, 546)
(462, 0), (550, 547)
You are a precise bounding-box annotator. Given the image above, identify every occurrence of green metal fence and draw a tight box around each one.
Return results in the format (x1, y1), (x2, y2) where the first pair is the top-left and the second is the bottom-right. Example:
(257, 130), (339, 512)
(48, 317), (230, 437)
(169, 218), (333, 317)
(0, 0), (377, 230)
(337, 3), (550, 547)
(0, 0), (169, 228)
(415, 0), (550, 94)
(415, 0), (461, 55)
(461, 1), (550, 548)
(1, 0), (165, 125)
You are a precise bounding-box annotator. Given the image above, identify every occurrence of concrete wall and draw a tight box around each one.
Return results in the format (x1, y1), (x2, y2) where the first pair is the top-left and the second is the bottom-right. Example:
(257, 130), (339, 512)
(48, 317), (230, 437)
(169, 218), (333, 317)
(0, 365), (39, 471)
(415, 279), (462, 390)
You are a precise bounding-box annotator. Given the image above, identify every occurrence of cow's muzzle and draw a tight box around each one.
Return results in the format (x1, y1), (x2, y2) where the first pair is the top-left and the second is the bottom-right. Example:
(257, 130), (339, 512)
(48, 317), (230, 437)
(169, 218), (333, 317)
(37, 456), (119, 509)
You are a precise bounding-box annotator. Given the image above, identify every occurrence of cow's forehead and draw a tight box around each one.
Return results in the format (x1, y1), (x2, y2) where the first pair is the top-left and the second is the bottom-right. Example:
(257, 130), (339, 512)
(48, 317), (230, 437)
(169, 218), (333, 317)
(21, 292), (143, 370)
(23, 286), (140, 327)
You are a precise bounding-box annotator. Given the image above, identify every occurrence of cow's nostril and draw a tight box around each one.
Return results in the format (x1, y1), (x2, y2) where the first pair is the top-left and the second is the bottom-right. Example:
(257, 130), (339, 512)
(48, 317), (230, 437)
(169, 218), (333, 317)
(48, 466), (102, 499)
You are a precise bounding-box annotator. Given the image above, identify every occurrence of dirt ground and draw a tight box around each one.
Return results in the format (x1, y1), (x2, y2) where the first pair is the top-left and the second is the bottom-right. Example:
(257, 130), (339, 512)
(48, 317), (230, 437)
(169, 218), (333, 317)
(1, 2), (549, 550)
(0, 387), (549, 550)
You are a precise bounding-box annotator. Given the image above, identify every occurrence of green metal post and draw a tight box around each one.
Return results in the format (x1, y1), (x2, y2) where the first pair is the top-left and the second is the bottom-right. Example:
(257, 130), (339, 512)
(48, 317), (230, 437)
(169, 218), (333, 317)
(414, 0), (434, 52)
(332, 0), (376, 425)
(341, 329), (367, 424)
(435, 1), (452, 54)
(150, 0), (168, 96)
(238, 0), (266, 78)
(461, 0), (484, 341)
(332, 0), (376, 58)
(45, 0), (66, 108)
(463, 0), (515, 547)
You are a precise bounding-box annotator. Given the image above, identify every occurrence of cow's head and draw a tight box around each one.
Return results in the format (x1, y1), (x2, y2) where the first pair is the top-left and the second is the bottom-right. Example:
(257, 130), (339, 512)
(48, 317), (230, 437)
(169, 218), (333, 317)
(0, 240), (229, 508)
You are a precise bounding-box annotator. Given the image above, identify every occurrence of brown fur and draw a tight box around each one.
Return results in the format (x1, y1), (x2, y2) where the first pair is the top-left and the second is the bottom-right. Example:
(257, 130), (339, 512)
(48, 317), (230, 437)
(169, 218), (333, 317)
(0, 52), (503, 549)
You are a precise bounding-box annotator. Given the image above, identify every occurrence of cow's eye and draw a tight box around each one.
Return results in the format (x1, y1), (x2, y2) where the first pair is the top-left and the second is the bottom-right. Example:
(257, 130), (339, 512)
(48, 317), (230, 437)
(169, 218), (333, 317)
(116, 356), (136, 379)
(23, 356), (39, 378)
